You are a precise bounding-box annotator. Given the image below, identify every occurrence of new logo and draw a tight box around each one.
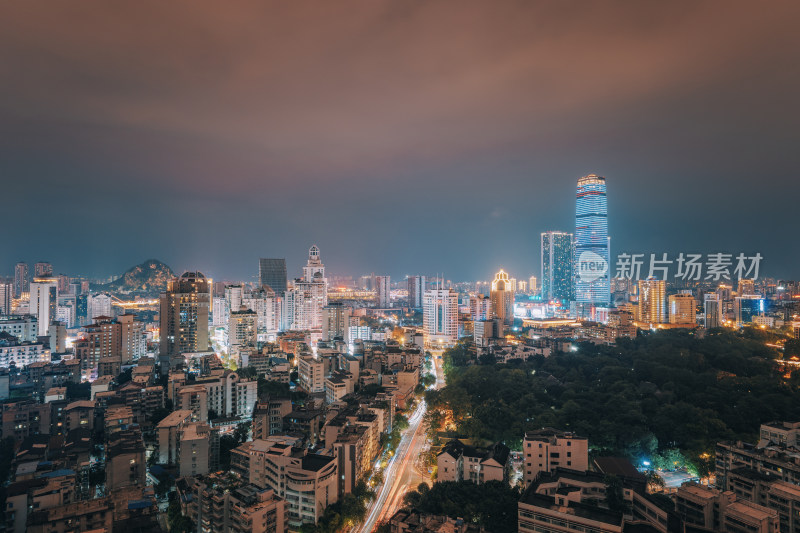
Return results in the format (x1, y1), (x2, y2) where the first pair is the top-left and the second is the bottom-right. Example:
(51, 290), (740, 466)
(578, 251), (608, 282)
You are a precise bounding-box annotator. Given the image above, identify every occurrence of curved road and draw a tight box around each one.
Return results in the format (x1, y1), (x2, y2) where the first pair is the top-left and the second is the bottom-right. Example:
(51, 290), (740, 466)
(356, 352), (445, 532)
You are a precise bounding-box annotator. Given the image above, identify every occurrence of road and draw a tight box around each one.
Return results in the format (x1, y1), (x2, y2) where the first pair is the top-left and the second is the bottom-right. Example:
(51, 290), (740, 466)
(356, 351), (445, 532)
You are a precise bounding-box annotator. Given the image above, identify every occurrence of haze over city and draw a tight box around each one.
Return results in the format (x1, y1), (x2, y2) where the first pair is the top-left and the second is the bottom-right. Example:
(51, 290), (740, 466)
(2, 0), (800, 280)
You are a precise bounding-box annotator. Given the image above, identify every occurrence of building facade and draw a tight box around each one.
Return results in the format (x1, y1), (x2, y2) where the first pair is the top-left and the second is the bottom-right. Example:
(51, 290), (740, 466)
(574, 174), (611, 308)
(541, 231), (574, 302)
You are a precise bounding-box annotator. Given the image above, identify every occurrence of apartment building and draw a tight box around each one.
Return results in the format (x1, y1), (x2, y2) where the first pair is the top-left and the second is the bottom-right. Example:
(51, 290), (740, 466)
(675, 482), (779, 533)
(230, 437), (338, 528)
(437, 439), (510, 484)
(180, 472), (288, 533)
(523, 428), (589, 487)
(298, 355), (325, 393)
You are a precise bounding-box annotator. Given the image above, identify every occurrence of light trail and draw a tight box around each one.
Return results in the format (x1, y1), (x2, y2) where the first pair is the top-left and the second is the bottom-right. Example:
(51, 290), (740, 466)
(356, 351), (444, 532)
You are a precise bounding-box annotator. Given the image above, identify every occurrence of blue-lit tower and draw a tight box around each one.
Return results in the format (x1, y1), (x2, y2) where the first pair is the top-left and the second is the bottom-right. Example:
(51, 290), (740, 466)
(574, 174), (610, 309)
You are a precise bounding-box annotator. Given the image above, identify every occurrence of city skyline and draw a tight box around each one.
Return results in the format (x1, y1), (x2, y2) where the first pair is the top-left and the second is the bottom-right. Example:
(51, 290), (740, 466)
(2, 1), (800, 280)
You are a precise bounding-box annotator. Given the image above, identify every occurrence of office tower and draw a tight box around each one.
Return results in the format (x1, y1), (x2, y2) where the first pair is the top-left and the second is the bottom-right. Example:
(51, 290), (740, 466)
(490, 269), (514, 326)
(541, 231), (574, 302)
(669, 293), (696, 325)
(0, 278), (12, 315)
(29, 276), (59, 336)
(422, 288), (458, 347)
(574, 174), (611, 308)
(529, 276), (538, 296)
(407, 275), (426, 308)
(376, 275), (391, 308)
(704, 294), (722, 329)
(735, 296), (765, 327)
(637, 278), (665, 324)
(14, 262), (29, 298)
(159, 271), (210, 357)
(322, 302), (351, 341)
(86, 292), (113, 321)
(259, 258), (288, 295)
(470, 294), (492, 321)
(34, 262), (53, 278)
(289, 246), (327, 331)
(738, 279), (756, 296)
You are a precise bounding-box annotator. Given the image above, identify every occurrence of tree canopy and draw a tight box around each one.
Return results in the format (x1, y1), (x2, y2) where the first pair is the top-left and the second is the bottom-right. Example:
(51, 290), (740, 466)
(426, 330), (796, 460)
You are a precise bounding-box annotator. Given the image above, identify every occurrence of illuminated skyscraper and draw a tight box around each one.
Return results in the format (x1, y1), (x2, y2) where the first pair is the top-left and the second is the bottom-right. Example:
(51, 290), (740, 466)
(528, 276), (538, 296)
(469, 294), (491, 321)
(289, 245), (327, 331)
(159, 271), (210, 357)
(734, 295), (765, 327)
(541, 231), (574, 302)
(14, 262), (29, 298)
(30, 276), (59, 336)
(637, 278), (665, 324)
(574, 174), (610, 307)
(422, 288), (458, 347)
(737, 279), (756, 296)
(704, 294), (722, 329)
(490, 269), (514, 326)
(0, 278), (12, 315)
(668, 293), (696, 325)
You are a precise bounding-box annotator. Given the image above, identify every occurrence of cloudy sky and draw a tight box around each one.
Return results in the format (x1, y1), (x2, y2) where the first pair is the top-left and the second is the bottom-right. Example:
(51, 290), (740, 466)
(2, 0), (798, 282)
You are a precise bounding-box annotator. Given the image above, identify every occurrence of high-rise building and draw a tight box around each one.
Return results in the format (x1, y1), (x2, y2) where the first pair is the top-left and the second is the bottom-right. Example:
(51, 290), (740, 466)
(34, 262), (53, 278)
(422, 289), (458, 347)
(225, 285), (244, 315)
(376, 276), (391, 308)
(541, 231), (574, 302)
(704, 294), (722, 329)
(490, 269), (514, 326)
(74, 314), (146, 378)
(0, 278), (12, 315)
(322, 303), (351, 341)
(289, 246), (327, 331)
(738, 278), (756, 296)
(469, 294), (491, 322)
(528, 276), (538, 296)
(229, 307), (257, 352)
(303, 245), (325, 281)
(637, 278), (665, 324)
(669, 293), (696, 326)
(86, 292), (113, 321)
(734, 296), (765, 327)
(258, 258), (287, 295)
(29, 276), (59, 336)
(159, 271), (210, 358)
(575, 174), (611, 308)
(242, 287), (282, 340)
(14, 262), (29, 298)
(407, 276), (426, 308)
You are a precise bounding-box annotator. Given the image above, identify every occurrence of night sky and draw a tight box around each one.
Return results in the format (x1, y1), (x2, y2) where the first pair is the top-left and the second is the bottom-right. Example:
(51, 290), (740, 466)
(2, 1), (799, 282)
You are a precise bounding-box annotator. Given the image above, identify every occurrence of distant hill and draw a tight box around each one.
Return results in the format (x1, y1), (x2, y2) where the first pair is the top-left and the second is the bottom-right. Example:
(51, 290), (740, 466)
(96, 259), (175, 296)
